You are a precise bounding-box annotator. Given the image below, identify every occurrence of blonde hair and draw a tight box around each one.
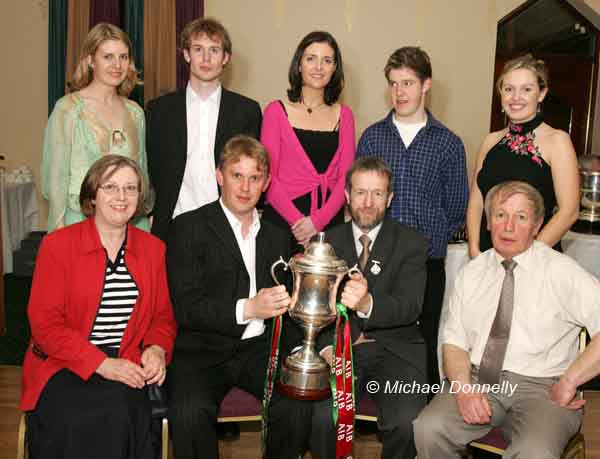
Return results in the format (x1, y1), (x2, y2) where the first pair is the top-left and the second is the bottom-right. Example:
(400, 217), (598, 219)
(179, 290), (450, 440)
(218, 135), (270, 175)
(496, 54), (549, 94)
(70, 23), (140, 96)
(484, 181), (545, 223)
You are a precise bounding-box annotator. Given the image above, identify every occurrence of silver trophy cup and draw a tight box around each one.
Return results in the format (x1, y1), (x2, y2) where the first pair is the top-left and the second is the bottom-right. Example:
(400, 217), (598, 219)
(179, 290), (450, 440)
(271, 233), (359, 400)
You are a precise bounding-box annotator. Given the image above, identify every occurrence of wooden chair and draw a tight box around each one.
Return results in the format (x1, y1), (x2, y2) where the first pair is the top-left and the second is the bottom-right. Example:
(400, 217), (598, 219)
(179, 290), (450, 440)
(17, 406), (170, 459)
(16, 413), (26, 459)
(468, 329), (588, 458)
(16, 387), (384, 458)
(16, 387), (260, 459)
(217, 387), (381, 423)
(217, 386), (262, 423)
(356, 393), (378, 422)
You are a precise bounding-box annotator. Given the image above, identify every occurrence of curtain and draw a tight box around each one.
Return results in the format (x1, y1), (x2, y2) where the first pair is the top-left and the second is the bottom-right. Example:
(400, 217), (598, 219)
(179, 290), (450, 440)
(48, 0), (69, 114)
(89, 0), (121, 27)
(144, 0), (177, 104)
(124, 0), (144, 105)
(175, 0), (204, 90)
(66, 0), (90, 90)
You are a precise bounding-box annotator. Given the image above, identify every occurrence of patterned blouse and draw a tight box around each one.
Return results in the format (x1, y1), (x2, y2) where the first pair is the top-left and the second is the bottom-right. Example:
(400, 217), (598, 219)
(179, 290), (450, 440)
(41, 92), (149, 232)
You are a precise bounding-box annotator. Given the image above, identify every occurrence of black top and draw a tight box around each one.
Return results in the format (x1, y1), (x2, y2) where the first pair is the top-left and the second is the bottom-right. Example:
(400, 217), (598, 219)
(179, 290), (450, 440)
(477, 115), (558, 251)
(262, 101), (344, 251)
(293, 127), (339, 174)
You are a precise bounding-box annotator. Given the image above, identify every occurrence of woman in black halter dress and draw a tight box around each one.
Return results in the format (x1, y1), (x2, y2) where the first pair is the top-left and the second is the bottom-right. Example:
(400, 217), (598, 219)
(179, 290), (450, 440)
(466, 54), (579, 257)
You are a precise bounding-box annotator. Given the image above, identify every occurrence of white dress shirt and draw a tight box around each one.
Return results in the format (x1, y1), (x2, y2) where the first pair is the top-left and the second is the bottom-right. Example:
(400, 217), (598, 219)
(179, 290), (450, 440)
(219, 199), (265, 340)
(173, 84), (221, 218)
(352, 222), (382, 319)
(442, 241), (600, 377)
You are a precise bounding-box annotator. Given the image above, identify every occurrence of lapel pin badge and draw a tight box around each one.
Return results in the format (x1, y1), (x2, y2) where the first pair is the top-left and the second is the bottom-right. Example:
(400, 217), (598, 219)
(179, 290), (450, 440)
(370, 260), (381, 275)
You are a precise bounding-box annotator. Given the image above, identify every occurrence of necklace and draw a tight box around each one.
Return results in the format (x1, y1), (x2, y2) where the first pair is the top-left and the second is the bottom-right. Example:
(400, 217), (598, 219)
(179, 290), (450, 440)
(112, 129), (126, 147)
(301, 97), (326, 114)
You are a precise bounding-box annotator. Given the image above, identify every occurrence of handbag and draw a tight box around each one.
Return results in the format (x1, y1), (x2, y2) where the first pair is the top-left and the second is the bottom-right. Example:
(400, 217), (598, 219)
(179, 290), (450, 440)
(147, 383), (168, 419)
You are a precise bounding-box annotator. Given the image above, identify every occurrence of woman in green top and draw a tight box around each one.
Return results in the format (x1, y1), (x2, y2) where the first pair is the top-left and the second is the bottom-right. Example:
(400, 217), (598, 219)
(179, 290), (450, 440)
(42, 23), (149, 232)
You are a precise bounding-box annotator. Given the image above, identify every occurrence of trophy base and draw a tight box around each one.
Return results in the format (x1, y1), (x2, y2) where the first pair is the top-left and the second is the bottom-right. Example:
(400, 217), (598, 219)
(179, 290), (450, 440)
(277, 355), (331, 401)
(276, 380), (331, 401)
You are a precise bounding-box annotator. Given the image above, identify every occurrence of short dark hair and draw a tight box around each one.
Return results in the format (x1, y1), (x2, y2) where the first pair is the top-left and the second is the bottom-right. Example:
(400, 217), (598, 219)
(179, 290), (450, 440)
(287, 31), (345, 105)
(180, 17), (232, 56)
(384, 46), (432, 83)
(345, 157), (393, 193)
(79, 155), (150, 218)
(218, 135), (270, 175)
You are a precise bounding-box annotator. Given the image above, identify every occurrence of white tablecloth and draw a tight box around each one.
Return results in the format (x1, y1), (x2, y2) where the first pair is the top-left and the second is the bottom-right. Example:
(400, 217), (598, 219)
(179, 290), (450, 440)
(561, 231), (600, 278)
(1, 181), (39, 274)
(438, 233), (600, 377)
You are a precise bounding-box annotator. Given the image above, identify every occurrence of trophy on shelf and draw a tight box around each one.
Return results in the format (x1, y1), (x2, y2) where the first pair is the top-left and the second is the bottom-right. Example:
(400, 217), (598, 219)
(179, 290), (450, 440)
(271, 233), (359, 400)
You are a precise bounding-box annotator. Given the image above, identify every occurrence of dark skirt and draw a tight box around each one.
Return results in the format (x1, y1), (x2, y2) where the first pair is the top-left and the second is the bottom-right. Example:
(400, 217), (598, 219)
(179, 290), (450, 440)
(26, 368), (154, 459)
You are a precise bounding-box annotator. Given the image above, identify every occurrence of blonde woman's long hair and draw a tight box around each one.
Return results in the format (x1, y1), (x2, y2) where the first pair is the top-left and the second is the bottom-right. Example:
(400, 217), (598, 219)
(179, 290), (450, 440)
(70, 23), (140, 96)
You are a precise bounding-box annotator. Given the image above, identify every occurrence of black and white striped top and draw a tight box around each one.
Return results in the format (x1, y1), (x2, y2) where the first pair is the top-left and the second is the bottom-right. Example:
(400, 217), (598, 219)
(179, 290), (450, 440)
(89, 244), (139, 349)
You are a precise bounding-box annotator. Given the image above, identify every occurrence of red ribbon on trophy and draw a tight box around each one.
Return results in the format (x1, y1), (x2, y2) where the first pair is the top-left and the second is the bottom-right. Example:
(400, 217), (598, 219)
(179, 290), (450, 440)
(331, 303), (355, 459)
(261, 314), (283, 458)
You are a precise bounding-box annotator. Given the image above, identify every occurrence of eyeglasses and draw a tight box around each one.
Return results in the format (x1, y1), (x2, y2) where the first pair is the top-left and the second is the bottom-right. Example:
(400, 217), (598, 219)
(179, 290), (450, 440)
(98, 183), (139, 196)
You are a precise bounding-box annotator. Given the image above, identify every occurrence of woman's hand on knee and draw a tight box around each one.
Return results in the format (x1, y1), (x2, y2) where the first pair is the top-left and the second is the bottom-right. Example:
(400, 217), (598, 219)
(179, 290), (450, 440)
(96, 357), (146, 389)
(141, 345), (167, 386)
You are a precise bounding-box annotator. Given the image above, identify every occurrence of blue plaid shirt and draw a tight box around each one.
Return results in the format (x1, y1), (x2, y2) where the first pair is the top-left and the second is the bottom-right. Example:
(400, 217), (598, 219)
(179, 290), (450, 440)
(357, 110), (468, 258)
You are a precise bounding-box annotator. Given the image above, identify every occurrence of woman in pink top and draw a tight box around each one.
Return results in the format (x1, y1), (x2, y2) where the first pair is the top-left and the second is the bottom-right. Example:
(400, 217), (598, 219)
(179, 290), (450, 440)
(261, 31), (356, 251)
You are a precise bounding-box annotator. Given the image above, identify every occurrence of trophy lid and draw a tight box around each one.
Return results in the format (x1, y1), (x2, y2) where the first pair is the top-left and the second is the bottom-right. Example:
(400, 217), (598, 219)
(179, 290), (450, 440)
(290, 233), (349, 275)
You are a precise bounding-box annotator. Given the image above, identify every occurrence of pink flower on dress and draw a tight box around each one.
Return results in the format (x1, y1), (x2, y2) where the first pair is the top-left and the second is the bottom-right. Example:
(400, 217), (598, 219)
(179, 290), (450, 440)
(500, 129), (543, 167)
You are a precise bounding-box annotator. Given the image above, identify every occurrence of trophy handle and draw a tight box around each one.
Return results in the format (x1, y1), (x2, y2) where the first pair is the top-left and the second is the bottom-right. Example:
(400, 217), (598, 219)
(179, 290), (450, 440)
(347, 263), (361, 277)
(271, 256), (289, 285)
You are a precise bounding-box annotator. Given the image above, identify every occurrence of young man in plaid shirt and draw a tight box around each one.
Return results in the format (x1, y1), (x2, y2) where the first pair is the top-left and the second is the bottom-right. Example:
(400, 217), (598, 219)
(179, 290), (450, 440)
(357, 46), (469, 393)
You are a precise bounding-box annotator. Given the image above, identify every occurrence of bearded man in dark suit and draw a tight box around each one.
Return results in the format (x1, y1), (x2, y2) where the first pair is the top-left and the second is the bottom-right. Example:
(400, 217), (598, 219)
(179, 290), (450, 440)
(269, 157), (428, 459)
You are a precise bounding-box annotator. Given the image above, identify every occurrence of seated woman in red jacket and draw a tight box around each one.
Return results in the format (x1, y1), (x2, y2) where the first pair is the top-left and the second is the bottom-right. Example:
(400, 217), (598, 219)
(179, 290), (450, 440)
(20, 155), (177, 459)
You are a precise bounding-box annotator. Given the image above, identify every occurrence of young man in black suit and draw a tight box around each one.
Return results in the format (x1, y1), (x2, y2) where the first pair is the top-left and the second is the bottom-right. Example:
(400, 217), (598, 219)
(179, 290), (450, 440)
(146, 17), (262, 242)
(166, 136), (291, 459)
(270, 157), (429, 459)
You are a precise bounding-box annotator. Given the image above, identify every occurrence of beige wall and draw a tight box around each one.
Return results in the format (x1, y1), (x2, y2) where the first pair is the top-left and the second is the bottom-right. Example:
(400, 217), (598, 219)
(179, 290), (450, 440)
(585, 0), (600, 12)
(1, 1), (48, 226)
(20, 0), (600, 229)
(207, 0), (526, 178)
